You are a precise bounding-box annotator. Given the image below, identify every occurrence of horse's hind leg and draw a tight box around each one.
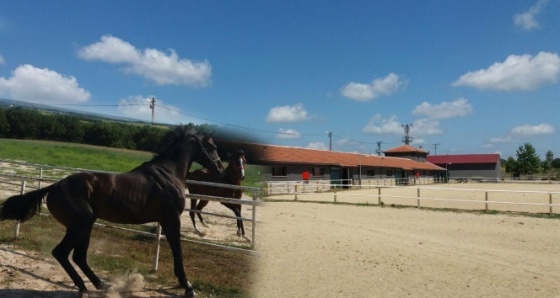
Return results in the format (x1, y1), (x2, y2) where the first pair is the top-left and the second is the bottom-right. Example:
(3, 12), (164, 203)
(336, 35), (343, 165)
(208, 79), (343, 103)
(223, 203), (249, 241)
(72, 224), (105, 290)
(52, 227), (89, 293)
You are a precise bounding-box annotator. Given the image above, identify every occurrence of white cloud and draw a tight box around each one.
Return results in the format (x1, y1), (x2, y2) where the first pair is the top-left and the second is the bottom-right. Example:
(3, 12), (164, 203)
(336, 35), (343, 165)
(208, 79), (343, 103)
(0, 54), (4, 65)
(78, 35), (211, 87)
(362, 114), (402, 135)
(341, 73), (407, 101)
(277, 128), (301, 139)
(412, 98), (473, 120)
(489, 136), (514, 144)
(412, 118), (443, 136)
(307, 142), (328, 150)
(452, 52), (560, 91)
(513, 0), (549, 31)
(118, 95), (182, 123)
(510, 123), (554, 137)
(266, 103), (309, 123)
(0, 64), (91, 103)
(489, 123), (554, 144)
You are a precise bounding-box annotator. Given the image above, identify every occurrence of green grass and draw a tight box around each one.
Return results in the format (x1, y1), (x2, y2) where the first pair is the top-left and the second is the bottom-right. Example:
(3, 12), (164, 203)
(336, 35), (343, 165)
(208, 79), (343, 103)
(0, 139), (152, 172)
(0, 138), (262, 187)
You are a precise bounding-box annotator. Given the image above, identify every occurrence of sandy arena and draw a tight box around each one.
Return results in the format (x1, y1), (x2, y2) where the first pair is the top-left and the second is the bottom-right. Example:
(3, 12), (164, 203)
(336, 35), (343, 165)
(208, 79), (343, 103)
(252, 183), (560, 297)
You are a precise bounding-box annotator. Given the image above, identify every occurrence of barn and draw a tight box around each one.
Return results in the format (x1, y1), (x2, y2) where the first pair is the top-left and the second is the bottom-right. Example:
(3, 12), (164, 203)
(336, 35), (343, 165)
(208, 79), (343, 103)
(426, 154), (502, 182)
(216, 141), (445, 186)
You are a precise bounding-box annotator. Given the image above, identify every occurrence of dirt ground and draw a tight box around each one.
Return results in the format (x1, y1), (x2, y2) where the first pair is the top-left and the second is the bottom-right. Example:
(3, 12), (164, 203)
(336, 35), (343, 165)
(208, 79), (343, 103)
(1, 183), (560, 297)
(252, 184), (560, 297)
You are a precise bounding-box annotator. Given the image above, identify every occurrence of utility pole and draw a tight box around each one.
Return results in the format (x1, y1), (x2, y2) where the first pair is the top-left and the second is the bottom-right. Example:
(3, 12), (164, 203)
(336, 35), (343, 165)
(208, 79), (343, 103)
(376, 141), (383, 156)
(402, 124), (413, 145)
(149, 97), (156, 125)
(325, 131), (332, 151)
(432, 143), (440, 155)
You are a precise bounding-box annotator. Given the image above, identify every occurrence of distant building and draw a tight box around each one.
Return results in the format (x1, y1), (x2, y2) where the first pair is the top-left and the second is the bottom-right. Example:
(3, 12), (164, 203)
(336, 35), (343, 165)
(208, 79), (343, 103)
(427, 154), (501, 181)
(216, 140), (444, 186)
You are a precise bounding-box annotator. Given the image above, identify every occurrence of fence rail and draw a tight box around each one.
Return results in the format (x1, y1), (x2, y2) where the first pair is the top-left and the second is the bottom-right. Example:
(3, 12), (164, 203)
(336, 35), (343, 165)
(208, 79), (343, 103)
(266, 183), (560, 215)
(0, 160), (261, 272)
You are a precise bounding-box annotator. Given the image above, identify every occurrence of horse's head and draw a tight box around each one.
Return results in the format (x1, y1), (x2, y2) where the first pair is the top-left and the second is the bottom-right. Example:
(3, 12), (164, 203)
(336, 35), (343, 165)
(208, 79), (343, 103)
(197, 134), (225, 178)
(229, 149), (246, 181)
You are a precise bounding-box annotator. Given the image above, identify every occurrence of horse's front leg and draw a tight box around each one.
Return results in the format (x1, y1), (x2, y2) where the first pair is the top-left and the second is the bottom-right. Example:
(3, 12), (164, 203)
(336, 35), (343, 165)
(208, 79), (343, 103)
(189, 199), (205, 236)
(160, 215), (195, 297)
(195, 200), (211, 229)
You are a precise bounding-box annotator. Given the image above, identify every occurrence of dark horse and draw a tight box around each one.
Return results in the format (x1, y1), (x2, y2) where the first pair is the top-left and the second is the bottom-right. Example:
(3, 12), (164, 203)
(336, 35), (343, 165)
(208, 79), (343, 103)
(186, 149), (250, 241)
(0, 127), (224, 297)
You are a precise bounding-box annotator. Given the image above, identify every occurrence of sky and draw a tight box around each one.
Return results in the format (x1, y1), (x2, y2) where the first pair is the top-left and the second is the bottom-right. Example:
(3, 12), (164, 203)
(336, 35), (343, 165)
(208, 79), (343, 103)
(0, 1), (559, 159)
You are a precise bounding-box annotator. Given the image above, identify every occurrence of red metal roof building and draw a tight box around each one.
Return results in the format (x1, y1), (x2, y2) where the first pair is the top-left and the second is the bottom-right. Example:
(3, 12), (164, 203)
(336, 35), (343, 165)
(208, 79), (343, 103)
(427, 154), (501, 181)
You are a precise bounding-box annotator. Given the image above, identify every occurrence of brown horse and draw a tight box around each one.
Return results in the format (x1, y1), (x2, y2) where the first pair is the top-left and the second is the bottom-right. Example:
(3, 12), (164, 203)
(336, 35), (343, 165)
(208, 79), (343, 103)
(186, 149), (250, 241)
(0, 127), (224, 297)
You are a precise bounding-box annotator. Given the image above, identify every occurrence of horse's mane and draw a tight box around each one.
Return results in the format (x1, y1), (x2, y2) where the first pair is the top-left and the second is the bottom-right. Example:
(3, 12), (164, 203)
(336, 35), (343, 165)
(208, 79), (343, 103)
(152, 125), (199, 162)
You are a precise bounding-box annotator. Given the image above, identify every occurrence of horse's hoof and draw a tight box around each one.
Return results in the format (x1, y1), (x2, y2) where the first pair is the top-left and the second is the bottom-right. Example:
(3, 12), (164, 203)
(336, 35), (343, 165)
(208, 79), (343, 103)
(185, 288), (196, 297)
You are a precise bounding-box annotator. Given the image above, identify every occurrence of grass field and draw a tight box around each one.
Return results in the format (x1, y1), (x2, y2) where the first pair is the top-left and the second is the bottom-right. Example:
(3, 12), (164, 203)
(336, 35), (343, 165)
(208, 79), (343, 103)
(0, 138), (256, 297)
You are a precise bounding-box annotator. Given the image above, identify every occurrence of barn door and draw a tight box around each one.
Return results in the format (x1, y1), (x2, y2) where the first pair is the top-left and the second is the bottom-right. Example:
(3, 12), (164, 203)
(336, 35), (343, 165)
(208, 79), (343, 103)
(330, 167), (341, 188)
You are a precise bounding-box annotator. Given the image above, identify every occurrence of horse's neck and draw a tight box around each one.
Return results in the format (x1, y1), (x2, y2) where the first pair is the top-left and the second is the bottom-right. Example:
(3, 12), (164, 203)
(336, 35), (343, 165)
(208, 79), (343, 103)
(224, 164), (241, 185)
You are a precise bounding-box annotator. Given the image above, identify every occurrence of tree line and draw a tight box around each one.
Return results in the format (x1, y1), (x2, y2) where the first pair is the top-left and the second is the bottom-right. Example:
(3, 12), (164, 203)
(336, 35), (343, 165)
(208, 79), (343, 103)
(0, 107), (213, 152)
(503, 143), (560, 179)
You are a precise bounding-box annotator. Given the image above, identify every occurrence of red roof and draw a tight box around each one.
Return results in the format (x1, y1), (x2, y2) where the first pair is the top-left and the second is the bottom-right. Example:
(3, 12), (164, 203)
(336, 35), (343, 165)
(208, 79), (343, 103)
(427, 154), (500, 165)
(384, 145), (428, 154)
(218, 141), (444, 171)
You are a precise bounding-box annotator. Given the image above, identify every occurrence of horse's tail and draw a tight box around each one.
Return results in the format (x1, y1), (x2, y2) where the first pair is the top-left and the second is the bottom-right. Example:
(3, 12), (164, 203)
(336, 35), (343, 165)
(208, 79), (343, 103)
(0, 184), (55, 222)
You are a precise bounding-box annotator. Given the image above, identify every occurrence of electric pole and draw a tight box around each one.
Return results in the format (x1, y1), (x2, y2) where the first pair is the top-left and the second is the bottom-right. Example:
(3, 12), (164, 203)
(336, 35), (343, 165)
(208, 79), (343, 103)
(432, 143), (440, 155)
(376, 141), (383, 156)
(402, 124), (413, 145)
(325, 131), (332, 151)
(149, 97), (156, 125)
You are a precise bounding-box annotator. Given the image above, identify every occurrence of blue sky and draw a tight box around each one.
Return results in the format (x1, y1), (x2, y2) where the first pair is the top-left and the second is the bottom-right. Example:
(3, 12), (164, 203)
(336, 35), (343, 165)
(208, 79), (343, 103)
(0, 1), (558, 159)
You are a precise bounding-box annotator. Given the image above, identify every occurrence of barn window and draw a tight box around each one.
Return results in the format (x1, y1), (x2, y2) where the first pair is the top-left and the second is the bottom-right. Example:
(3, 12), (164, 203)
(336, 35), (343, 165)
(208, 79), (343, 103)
(272, 166), (287, 177)
(312, 167), (324, 177)
(386, 170), (393, 177)
(366, 169), (375, 177)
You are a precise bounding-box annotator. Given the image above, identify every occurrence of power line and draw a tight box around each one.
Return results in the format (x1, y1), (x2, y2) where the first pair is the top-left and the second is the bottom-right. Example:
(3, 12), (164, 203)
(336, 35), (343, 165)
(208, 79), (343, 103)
(19, 100), (406, 151)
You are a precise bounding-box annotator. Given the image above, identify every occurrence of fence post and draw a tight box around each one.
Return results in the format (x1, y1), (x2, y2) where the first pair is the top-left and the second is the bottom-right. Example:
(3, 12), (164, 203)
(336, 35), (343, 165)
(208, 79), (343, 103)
(251, 189), (257, 249)
(550, 192), (553, 216)
(294, 184), (298, 201)
(152, 224), (162, 272)
(334, 191), (337, 203)
(15, 179), (27, 239)
(485, 191), (489, 211)
(417, 187), (421, 208)
(378, 187), (381, 205)
(38, 168), (43, 189)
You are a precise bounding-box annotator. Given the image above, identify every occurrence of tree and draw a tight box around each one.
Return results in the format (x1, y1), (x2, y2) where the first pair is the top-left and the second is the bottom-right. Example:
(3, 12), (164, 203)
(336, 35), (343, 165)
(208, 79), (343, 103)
(504, 156), (518, 175)
(552, 158), (560, 169)
(515, 143), (541, 176)
(542, 150), (554, 176)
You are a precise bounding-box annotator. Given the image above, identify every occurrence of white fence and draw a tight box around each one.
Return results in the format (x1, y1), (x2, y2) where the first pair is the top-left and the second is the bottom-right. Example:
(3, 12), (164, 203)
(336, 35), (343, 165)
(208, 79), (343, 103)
(262, 177), (442, 195)
(265, 184), (560, 215)
(0, 160), (261, 271)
